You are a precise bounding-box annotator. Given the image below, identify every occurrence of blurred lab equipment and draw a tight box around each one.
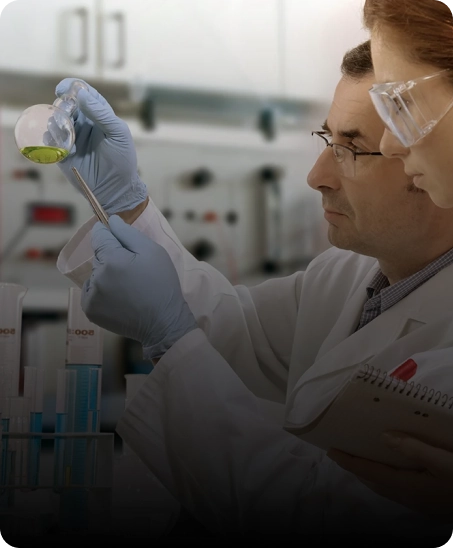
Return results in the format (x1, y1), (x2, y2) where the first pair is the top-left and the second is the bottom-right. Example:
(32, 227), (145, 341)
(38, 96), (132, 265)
(0, 283), (29, 501)
(0, 285), (114, 541)
(0, 283), (27, 397)
(23, 366), (44, 488)
(0, 283), (179, 542)
(64, 287), (103, 435)
(0, 283), (40, 510)
(0, 202), (75, 266)
(56, 286), (104, 531)
(259, 165), (284, 273)
(14, 79), (88, 164)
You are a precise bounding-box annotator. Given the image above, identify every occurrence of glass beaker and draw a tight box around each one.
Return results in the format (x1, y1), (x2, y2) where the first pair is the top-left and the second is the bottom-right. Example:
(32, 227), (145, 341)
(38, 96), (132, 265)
(0, 283), (27, 498)
(0, 283), (27, 396)
(14, 80), (88, 165)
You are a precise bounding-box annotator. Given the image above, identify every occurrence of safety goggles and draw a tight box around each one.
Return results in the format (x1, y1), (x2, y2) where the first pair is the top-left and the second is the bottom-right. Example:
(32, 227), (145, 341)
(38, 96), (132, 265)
(369, 69), (453, 147)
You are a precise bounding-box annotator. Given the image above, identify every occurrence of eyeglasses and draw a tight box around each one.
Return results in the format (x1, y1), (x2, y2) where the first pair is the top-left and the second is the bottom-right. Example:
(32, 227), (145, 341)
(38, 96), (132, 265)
(369, 69), (453, 147)
(312, 131), (383, 178)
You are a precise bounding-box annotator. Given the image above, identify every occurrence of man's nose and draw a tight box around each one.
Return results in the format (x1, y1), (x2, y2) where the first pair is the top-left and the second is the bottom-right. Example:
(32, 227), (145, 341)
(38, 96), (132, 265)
(380, 128), (410, 159)
(307, 148), (342, 191)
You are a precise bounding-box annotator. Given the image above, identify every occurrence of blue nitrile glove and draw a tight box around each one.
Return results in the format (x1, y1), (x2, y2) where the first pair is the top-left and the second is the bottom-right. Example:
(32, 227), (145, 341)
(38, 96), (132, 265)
(54, 78), (148, 215)
(82, 215), (198, 360)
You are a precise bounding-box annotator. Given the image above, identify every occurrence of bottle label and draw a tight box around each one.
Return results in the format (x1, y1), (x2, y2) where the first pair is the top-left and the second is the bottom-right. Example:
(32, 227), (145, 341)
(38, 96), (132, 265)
(66, 328), (103, 365)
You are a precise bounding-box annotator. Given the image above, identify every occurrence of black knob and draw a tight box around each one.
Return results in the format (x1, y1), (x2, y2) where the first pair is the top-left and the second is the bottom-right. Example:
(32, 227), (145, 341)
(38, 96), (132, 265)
(27, 169), (41, 180)
(191, 168), (213, 188)
(185, 210), (197, 221)
(162, 208), (173, 220)
(191, 239), (215, 261)
(259, 166), (283, 182)
(225, 211), (239, 225)
(262, 259), (280, 274)
(258, 107), (277, 141)
(139, 90), (156, 131)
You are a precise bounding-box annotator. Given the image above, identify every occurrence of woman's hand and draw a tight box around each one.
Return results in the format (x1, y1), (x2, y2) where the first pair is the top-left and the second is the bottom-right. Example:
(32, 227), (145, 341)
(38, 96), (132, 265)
(328, 432), (453, 523)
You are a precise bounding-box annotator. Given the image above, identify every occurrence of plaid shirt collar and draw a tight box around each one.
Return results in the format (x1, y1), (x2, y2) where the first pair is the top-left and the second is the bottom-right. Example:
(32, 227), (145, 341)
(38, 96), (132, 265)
(366, 247), (453, 313)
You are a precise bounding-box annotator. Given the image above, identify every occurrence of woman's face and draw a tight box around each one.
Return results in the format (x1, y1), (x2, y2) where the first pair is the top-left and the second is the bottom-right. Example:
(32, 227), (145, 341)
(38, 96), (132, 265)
(371, 31), (453, 208)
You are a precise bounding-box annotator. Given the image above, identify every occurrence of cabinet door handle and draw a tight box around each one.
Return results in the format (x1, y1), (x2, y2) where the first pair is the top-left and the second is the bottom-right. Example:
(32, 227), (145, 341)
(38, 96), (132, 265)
(63, 7), (89, 65)
(103, 12), (126, 70)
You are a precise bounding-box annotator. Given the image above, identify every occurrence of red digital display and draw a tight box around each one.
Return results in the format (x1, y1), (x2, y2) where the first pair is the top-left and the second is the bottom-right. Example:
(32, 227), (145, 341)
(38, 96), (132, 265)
(27, 203), (74, 226)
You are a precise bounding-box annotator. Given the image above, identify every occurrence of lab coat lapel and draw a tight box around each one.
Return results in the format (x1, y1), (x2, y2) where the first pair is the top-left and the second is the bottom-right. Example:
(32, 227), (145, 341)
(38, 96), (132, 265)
(284, 308), (416, 428)
(285, 262), (453, 426)
(304, 261), (453, 387)
(314, 270), (378, 361)
(287, 303), (414, 415)
(286, 260), (380, 395)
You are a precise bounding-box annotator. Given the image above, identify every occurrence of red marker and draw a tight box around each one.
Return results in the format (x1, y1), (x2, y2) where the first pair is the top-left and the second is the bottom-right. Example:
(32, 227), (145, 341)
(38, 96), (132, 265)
(390, 359), (417, 382)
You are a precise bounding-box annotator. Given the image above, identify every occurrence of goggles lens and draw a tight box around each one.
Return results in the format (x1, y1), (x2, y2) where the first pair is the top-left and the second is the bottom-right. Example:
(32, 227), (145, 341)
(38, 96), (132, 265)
(370, 71), (453, 147)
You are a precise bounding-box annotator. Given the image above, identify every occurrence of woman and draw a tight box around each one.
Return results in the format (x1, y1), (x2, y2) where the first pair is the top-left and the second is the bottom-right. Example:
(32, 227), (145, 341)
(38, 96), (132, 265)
(329, 0), (453, 524)
(363, 0), (453, 209)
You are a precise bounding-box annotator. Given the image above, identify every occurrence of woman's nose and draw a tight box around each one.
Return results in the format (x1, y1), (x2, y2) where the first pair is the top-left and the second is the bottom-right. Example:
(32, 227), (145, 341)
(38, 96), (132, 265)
(380, 128), (410, 159)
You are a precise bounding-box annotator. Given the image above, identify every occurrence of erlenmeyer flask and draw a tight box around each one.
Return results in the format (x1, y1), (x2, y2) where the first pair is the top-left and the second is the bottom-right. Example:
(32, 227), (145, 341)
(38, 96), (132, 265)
(14, 80), (88, 164)
(0, 283), (27, 396)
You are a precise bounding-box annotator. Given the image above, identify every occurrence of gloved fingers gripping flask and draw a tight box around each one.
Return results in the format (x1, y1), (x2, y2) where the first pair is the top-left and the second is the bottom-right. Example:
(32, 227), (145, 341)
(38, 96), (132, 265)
(14, 79), (88, 164)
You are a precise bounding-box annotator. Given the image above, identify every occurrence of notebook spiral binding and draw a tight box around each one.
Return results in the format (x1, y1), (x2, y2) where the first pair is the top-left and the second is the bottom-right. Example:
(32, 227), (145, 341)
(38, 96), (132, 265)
(358, 364), (453, 409)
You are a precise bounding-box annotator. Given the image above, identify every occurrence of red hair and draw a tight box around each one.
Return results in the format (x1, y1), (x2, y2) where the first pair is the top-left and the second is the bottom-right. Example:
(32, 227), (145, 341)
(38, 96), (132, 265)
(363, 1), (453, 77)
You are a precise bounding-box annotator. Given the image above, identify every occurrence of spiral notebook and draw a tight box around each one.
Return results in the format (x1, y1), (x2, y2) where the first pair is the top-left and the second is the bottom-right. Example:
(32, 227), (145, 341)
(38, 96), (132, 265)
(285, 365), (453, 469)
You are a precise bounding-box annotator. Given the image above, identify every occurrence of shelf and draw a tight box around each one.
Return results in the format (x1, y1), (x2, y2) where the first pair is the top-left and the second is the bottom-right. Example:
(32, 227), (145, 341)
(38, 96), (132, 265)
(0, 70), (327, 137)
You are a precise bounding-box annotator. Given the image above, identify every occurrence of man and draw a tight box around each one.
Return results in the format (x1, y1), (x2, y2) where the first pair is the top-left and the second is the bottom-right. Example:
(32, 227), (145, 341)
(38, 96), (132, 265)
(57, 41), (453, 540)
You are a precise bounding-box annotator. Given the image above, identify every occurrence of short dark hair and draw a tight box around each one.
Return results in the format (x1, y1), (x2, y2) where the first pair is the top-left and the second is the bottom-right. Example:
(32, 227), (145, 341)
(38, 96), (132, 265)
(341, 40), (373, 80)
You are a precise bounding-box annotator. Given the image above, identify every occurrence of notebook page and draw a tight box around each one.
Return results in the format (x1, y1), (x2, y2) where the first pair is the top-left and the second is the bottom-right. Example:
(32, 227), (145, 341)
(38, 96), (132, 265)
(290, 370), (453, 469)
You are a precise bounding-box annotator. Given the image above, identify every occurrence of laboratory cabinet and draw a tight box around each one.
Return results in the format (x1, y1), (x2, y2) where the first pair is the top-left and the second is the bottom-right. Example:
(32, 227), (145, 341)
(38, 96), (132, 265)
(0, 0), (99, 78)
(102, 0), (282, 95)
(0, 0), (152, 83)
(0, 0), (282, 96)
(282, 0), (369, 103)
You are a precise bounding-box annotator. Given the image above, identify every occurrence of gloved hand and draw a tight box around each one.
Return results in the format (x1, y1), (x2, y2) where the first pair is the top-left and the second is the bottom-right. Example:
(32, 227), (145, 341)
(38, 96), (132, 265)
(82, 215), (198, 359)
(54, 78), (148, 215)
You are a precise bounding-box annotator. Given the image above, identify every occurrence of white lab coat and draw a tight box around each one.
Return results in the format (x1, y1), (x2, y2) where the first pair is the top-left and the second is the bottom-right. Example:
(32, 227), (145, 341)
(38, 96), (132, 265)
(58, 199), (453, 539)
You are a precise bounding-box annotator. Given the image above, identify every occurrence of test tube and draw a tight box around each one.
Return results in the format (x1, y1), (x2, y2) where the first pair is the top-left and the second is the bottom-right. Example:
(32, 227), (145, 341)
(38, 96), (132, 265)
(65, 288), (103, 488)
(0, 283), (26, 494)
(65, 287), (103, 434)
(0, 367), (12, 488)
(59, 287), (103, 531)
(0, 284), (27, 399)
(87, 368), (102, 485)
(54, 369), (76, 490)
(88, 368), (102, 434)
(8, 396), (30, 488)
(24, 367), (44, 488)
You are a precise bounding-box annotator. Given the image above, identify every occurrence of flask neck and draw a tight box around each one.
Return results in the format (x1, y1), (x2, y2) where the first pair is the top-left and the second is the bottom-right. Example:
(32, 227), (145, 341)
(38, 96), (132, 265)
(51, 80), (88, 119)
(53, 96), (78, 118)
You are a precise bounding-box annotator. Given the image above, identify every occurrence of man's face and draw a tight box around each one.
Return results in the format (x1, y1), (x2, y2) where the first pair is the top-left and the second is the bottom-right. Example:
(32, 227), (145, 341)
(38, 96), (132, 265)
(307, 75), (438, 260)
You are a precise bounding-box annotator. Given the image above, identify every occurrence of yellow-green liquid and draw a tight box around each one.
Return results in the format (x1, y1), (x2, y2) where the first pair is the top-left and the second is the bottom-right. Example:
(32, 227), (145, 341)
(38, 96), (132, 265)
(20, 146), (69, 164)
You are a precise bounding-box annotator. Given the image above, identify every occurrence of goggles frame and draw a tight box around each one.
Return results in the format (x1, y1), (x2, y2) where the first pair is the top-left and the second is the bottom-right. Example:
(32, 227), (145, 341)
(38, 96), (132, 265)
(369, 69), (453, 147)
